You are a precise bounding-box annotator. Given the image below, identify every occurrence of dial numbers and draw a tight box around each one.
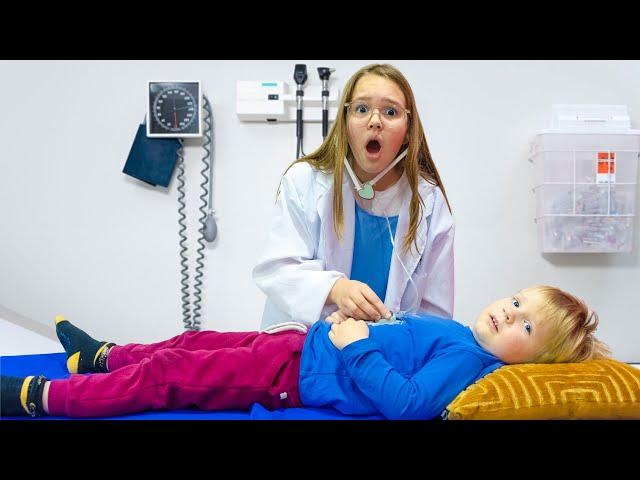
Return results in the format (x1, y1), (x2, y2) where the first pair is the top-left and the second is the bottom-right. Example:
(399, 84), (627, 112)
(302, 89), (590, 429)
(147, 82), (201, 138)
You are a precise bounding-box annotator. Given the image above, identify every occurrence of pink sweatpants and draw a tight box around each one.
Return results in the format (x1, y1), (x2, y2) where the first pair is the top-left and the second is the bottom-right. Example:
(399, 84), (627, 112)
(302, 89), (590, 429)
(47, 329), (306, 418)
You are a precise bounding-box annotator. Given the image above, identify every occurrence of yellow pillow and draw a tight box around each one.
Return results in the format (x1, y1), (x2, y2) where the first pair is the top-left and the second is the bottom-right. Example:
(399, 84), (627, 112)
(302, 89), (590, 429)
(446, 359), (640, 420)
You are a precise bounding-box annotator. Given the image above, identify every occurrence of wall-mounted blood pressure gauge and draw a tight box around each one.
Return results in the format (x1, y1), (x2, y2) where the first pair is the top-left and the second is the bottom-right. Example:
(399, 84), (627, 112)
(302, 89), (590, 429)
(147, 81), (202, 138)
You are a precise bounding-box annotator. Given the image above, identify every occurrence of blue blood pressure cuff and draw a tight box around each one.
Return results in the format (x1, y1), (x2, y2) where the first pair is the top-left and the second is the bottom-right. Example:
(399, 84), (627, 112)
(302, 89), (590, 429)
(123, 123), (180, 187)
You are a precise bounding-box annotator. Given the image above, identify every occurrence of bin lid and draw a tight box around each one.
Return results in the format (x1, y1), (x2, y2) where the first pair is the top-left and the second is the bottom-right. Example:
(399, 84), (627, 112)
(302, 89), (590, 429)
(542, 104), (639, 134)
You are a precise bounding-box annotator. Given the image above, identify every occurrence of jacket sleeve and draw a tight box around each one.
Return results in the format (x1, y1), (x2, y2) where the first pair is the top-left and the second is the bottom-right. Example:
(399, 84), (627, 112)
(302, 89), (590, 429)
(420, 193), (455, 318)
(252, 171), (344, 324)
(340, 338), (481, 419)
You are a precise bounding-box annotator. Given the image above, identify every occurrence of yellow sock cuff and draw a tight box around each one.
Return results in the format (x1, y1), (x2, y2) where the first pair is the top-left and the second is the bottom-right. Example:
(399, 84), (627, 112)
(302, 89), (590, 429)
(54, 314), (67, 325)
(93, 343), (110, 369)
(20, 376), (34, 415)
(67, 352), (80, 374)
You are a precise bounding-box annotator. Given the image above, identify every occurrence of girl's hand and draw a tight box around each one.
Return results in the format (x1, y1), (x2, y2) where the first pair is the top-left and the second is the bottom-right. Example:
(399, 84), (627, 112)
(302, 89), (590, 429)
(328, 278), (391, 321)
(328, 318), (369, 350)
(326, 310), (349, 324)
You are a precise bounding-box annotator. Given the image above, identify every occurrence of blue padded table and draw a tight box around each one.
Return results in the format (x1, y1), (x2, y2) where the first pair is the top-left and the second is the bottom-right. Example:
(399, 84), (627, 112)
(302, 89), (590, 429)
(0, 352), (383, 420)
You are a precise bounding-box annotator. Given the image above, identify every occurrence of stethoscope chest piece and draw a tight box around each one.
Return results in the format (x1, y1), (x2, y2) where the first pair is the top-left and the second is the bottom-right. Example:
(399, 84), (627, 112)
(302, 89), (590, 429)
(358, 183), (375, 200)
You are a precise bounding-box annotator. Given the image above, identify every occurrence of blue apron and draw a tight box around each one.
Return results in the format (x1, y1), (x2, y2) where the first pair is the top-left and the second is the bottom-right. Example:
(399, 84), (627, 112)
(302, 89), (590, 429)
(349, 203), (398, 302)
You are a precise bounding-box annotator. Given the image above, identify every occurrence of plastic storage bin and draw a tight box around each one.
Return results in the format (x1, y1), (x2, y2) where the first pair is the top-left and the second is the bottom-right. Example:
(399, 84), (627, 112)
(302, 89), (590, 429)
(530, 132), (640, 252)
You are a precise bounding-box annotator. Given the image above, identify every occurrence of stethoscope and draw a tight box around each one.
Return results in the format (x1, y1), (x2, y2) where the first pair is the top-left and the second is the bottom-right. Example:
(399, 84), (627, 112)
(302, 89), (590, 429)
(343, 148), (408, 199)
(342, 146), (418, 322)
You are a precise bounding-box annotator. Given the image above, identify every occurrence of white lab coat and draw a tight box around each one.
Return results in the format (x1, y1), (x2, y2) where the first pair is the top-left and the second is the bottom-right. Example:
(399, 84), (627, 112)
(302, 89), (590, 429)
(253, 162), (455, 329)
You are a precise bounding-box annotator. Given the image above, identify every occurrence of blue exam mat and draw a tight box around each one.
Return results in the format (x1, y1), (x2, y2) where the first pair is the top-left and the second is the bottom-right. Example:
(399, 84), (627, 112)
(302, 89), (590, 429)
(0, 352), (383, 420)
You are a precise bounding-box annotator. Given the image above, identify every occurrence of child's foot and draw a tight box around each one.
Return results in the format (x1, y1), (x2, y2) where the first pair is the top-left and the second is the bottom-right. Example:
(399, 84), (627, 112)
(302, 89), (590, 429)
(1, 375), (48, 417)
(54, 315), (114, 373)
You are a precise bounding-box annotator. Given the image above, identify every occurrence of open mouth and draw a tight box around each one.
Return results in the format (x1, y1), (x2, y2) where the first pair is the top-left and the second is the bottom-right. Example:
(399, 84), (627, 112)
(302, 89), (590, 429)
(366, 140), (381, 154)
(490, 315), (498, 332)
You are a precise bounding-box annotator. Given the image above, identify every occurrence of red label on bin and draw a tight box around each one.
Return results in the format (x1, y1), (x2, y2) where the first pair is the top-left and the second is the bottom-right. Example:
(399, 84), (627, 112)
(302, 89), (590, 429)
(597, 152), (616, 175)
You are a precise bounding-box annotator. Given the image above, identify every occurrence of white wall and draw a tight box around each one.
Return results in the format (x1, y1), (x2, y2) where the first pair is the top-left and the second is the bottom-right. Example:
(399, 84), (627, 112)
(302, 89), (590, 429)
(1, 60), (638, 361)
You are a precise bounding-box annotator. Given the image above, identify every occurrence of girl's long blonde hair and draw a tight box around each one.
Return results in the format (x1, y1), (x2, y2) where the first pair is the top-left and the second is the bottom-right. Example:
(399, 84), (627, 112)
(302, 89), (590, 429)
(280, 64), (451, 254)
(531, 285), (610, 363)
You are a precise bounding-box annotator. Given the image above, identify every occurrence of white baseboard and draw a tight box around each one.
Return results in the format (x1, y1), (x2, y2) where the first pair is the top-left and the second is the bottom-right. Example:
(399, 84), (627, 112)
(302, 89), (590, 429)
(0, 304), (57, 341)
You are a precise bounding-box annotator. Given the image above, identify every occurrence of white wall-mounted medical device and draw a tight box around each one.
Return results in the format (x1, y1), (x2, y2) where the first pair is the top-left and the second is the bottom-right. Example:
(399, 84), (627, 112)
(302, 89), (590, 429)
(530, 105), (640, 253)
(236, 81), (340, 122)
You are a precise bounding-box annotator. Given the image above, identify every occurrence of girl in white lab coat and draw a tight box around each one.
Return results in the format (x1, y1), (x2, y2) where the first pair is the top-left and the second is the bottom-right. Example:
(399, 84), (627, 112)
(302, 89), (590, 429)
(253, 64), (454, 329)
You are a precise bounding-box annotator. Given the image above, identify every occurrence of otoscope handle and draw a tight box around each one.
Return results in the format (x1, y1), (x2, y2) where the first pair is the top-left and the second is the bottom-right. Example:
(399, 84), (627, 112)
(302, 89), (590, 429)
(322, 110), (328, 138)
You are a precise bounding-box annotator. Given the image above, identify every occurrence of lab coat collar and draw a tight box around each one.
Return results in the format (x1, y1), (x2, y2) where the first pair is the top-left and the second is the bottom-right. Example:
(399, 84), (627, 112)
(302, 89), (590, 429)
(318, 167), (436, 312)
(317, 170), (355, 279)
(386, 176), (435, 311)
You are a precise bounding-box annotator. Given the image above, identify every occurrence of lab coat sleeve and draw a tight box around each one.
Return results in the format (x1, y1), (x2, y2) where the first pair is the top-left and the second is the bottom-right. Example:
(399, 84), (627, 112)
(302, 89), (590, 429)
(421, 194), (455, 318)
(252, 171), (344, 324)
(340, 339), (482, 420)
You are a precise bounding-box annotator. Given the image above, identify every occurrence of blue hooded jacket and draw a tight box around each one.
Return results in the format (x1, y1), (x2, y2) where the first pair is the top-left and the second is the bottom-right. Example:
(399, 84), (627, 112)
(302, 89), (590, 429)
(299, 315), (503, 420)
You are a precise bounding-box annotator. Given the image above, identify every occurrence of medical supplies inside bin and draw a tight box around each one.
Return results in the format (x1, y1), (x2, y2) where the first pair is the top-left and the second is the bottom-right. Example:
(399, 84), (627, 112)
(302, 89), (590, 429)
(530, 131), (640, 252)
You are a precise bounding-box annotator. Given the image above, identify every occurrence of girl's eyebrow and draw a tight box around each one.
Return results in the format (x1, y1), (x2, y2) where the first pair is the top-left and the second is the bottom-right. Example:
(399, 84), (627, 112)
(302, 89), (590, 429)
(351, 95), (404, 106)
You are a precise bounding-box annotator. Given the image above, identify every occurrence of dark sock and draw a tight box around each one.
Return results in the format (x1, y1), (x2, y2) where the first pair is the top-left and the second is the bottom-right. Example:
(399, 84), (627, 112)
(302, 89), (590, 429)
(1, 375), (48, 417)
(54, 315), (114, 373)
